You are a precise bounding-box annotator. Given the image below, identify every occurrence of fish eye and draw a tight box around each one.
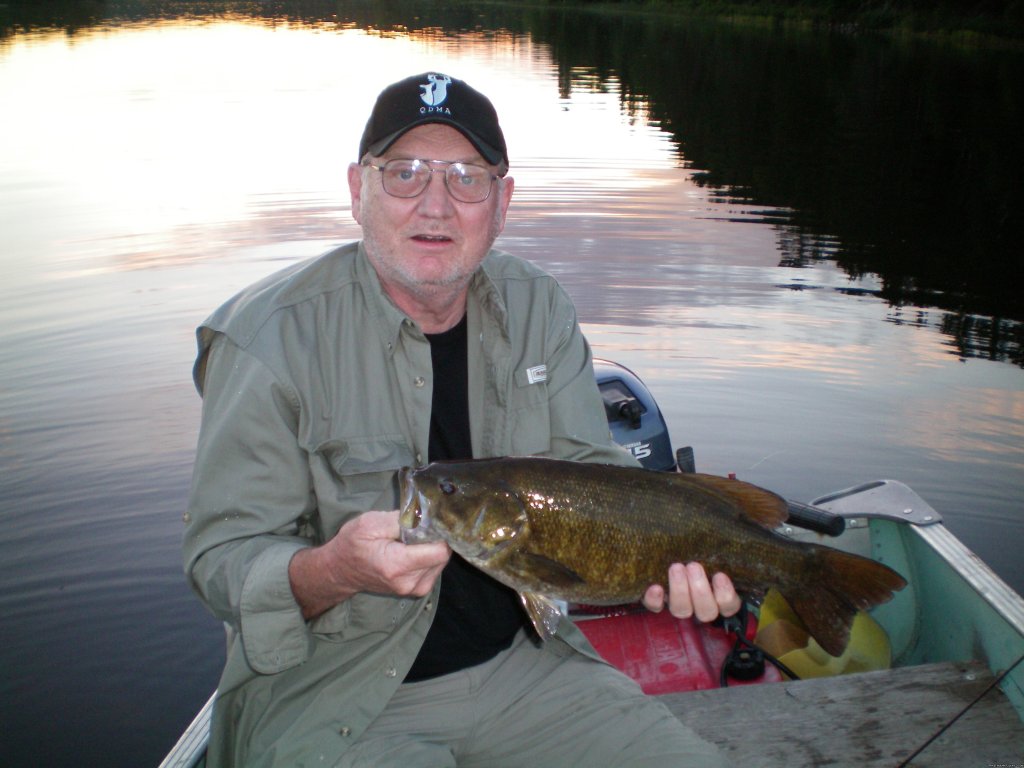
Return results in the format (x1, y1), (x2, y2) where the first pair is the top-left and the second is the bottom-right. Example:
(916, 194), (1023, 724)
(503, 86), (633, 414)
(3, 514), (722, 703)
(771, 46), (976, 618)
(439, 479), (457, 495)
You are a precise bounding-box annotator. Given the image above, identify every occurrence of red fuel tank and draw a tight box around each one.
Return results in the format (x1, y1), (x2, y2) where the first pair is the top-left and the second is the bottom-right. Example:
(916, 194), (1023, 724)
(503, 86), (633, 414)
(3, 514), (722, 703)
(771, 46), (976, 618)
(577, 609), (782, 694)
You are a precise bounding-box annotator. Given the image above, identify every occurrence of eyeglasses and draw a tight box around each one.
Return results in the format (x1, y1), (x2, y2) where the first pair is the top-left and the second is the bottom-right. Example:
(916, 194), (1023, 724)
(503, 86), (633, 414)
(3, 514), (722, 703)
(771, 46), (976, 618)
(364, 158), (501, 203)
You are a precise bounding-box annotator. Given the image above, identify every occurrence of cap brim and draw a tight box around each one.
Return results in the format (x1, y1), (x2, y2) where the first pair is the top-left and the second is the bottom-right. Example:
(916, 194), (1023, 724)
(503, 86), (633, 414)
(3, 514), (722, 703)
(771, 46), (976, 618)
(363, 118), (505, 167)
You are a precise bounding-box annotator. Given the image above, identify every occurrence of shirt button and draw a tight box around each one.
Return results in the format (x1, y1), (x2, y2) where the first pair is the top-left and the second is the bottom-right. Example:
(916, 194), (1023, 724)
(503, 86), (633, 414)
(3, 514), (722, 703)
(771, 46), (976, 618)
(339, 726), (351, 737)
(415, 453), (423, 464)
(385, 666), (398, 678)
(413, 376), (425, 388)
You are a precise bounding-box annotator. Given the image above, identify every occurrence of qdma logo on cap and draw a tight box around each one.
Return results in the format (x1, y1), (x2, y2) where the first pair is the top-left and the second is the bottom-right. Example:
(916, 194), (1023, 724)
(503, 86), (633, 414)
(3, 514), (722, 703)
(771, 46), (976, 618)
(419, 74), (452, 115)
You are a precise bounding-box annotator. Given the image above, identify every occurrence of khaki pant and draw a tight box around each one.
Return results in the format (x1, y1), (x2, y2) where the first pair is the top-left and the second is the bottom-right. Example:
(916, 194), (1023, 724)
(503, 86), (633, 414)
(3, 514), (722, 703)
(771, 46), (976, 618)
(337, 630), (725, 768)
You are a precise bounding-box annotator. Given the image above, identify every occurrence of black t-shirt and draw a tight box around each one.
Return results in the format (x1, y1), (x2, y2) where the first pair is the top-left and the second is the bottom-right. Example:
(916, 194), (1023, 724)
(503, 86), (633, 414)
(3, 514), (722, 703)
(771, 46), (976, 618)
(404, 315), (527, 683)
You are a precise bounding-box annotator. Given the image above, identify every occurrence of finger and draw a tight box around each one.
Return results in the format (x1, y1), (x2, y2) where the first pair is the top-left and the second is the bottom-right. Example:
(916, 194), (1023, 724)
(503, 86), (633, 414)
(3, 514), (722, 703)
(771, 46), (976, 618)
(407, 558), (450, 597)
(380, 540), (450, 596)
(642, 583), (666, 613)
(683, 562), (720, 623)
(666, 562), (694, 619)
(384, 538), (450, 573)
(712, 571), (742, 617)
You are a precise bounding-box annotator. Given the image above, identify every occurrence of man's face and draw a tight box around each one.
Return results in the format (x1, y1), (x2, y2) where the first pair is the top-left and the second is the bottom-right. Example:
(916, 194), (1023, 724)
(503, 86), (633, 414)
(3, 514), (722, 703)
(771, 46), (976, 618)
(349, 123), (514, 306)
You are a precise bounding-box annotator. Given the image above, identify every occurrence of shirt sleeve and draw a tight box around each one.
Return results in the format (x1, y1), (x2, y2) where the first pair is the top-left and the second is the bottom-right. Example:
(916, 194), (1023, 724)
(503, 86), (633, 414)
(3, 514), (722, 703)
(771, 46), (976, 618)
(183, 334), (317, 674)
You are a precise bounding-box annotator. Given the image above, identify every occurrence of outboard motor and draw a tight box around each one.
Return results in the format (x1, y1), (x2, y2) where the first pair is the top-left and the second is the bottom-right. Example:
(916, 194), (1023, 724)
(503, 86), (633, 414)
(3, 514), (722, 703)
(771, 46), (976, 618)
(593, 359), (677, 472)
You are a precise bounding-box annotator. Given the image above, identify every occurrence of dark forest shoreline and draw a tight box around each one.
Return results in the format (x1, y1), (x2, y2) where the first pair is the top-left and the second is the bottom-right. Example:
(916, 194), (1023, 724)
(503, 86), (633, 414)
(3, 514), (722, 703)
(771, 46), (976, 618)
(551, 0), (1024, 44)
(3, 0), (1023, 46)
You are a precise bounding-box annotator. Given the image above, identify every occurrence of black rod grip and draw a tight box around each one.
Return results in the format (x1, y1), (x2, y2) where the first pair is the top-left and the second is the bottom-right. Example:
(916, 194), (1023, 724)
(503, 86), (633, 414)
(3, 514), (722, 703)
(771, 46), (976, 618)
(785, 500), (846, 537)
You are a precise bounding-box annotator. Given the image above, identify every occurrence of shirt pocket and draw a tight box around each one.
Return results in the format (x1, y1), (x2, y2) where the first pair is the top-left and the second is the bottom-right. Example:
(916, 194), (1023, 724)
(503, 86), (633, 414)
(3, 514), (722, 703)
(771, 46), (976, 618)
(312, 435), (415, 525)
(509, 364), (551, 455)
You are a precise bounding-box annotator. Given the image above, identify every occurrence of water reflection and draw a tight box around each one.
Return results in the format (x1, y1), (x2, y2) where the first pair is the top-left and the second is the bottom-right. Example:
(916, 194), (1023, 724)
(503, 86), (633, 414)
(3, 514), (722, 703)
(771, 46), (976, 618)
(528, 10), (1024, 365)
(4, 2), (1021, 360)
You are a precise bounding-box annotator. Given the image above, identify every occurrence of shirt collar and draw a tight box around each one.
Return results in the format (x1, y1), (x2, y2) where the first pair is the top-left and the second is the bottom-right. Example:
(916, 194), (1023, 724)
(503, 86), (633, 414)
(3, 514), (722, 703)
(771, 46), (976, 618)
(356, 244), (511, 355)
(354, 243), (412, 356)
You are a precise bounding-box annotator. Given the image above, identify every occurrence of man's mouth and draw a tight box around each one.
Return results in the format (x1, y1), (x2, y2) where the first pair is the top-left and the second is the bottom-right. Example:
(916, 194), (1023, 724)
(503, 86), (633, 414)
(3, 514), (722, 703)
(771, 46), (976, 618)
(412, 234), (453, 243)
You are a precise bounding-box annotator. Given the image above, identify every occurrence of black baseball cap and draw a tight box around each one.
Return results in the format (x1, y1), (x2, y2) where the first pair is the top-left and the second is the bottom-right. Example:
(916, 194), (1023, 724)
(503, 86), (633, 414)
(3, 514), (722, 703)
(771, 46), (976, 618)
(358, 72), (508, 168)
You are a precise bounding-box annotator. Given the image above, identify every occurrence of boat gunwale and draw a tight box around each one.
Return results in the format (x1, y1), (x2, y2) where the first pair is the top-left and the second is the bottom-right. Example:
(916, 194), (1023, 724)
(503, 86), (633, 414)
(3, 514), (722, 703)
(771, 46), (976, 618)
(157, 693), (214, 768)
(911, 521), (1024, 637)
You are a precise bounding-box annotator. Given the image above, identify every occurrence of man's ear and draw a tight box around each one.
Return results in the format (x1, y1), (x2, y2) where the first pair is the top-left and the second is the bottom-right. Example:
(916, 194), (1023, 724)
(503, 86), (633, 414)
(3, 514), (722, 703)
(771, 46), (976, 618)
(347, 162), (365, 225)
(495, 175), (515, 231)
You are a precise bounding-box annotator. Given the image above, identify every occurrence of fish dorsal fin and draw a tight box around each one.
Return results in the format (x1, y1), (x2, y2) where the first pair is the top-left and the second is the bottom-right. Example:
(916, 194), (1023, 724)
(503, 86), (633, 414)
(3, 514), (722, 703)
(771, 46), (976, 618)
(520, 592), (563, 641)
(690, 473), (789, 529)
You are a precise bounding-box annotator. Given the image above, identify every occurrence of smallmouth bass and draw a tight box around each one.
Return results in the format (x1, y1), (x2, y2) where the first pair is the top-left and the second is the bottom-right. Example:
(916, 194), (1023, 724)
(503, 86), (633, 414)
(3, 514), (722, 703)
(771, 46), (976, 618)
(398, 457), (906, 656)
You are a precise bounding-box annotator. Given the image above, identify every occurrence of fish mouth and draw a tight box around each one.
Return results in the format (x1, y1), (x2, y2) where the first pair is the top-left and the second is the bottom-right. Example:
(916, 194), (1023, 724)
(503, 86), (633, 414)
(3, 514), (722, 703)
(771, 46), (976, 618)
(397, 467), (436, 544)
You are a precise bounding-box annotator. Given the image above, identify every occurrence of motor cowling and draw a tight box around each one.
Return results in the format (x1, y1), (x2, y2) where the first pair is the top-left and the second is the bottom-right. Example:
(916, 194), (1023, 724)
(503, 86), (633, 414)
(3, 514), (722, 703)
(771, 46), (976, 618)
(593, 358), (676, 472)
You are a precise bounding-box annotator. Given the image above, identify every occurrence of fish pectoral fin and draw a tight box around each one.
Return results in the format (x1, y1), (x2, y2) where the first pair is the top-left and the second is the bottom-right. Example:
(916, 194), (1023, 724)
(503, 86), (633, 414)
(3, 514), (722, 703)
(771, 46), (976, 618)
(509, 552), (586, 589)
(520, 592), (563, 641)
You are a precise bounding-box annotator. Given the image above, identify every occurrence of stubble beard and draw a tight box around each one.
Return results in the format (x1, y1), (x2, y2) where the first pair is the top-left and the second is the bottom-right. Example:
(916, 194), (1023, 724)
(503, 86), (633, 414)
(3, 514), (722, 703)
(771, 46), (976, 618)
(363, 198), (505, 305)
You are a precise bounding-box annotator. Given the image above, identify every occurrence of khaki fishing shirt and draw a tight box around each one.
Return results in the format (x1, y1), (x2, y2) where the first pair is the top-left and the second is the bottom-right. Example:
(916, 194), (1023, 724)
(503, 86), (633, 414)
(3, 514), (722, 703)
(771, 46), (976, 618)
(183, 242), (636, 767)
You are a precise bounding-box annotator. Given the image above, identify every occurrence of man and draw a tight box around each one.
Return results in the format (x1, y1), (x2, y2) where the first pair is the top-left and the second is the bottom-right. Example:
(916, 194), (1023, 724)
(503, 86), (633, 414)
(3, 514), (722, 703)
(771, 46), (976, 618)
(184, 72), (739, 767)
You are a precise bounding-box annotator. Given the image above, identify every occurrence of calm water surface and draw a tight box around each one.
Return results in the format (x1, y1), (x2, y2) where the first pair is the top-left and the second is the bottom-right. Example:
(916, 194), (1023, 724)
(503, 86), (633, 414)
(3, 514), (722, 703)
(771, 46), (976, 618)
(1, 3), (1022, 765)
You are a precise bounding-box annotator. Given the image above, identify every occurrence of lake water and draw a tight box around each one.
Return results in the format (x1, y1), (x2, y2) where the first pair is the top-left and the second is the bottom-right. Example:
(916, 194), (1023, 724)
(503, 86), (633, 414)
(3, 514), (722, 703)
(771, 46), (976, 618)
(1, 2), (1022, 765)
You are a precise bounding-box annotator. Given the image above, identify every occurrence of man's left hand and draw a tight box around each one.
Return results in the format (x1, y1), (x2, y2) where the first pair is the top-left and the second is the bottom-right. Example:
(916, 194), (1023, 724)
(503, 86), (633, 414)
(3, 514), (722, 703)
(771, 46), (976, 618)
(642, 562), (741, 622)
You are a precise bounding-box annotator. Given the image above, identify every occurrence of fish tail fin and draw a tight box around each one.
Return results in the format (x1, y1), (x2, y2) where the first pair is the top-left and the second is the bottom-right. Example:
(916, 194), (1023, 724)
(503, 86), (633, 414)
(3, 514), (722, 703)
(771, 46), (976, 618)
(781, 547), (907, 657)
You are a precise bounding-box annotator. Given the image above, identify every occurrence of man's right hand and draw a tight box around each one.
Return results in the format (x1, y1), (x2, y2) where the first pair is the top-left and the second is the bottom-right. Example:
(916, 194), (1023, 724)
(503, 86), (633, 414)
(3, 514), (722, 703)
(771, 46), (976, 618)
(288, 510), (451, 620)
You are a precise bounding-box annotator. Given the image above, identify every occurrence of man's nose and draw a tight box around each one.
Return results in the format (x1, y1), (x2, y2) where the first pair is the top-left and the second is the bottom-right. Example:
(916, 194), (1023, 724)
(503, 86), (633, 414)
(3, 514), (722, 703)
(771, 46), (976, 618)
(417, 168), (456, 212)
